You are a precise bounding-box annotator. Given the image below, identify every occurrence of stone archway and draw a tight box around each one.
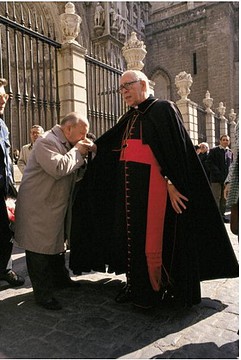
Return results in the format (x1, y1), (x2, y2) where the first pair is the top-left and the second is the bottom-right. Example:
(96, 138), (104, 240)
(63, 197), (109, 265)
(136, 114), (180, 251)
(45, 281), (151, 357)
(150, 68), (171, 100)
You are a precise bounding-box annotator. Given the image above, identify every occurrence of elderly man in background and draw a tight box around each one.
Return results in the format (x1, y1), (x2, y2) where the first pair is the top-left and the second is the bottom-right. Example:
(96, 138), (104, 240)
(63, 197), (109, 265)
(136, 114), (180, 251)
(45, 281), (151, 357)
(17, 124), (44, 174)
(15, 112), (96, 310)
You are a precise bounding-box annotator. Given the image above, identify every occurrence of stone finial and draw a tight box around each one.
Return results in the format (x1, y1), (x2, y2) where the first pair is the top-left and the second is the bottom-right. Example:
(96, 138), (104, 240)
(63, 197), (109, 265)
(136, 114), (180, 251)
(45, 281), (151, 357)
(60, 2), (81, 44)
(217, 102), (226, 118)
(122, 32), (147, 70)
(229, 108), (237, 124)
(175, 71), (193, 100)
(203, 90), (214, 113)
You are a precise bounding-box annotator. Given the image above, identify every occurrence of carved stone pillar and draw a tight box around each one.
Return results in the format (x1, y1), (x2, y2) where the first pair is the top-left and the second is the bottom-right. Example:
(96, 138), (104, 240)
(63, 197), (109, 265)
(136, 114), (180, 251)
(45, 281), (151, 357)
(217, 102), (228, 136)
(175, 72), (198, 144)
(203, 90), (215, 148)
(60, 2), (81, 44)
(122, 32), (147, 70)
(58, 3), (87, 119)
(229, 109), (237, 150)
(58, 42), (87, 119)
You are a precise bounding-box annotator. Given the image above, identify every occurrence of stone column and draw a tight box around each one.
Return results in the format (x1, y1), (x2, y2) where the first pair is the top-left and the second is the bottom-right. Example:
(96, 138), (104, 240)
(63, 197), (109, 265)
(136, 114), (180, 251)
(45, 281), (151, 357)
(203, 90), (216, 148)
(58, 2), (87, 119)
(175, 71), (198, 144)
(217, 102), (228, 136)
(228, 108), (237, 150)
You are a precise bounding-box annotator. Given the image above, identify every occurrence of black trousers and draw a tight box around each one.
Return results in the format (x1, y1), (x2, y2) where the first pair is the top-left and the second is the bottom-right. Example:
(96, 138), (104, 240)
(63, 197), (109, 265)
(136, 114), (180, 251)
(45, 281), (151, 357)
(25, 250), (70, 303)
(0, 192), (13, 274)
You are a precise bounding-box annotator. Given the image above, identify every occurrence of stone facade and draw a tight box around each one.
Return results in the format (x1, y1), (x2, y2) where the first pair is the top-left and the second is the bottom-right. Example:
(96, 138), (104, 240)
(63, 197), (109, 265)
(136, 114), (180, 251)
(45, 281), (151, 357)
(0, 1), (238, 148)
(145, 2), (239, 116)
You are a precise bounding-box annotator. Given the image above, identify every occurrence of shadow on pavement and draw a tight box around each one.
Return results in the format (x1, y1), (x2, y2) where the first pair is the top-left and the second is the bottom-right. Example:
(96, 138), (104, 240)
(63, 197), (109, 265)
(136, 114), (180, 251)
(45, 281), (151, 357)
(151, 339), (239, 359)
(0, 277), (229, 359)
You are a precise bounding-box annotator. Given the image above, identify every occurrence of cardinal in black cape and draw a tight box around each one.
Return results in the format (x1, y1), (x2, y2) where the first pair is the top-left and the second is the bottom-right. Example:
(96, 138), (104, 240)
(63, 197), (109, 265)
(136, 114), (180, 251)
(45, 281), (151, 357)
(70, 70), (238, 309)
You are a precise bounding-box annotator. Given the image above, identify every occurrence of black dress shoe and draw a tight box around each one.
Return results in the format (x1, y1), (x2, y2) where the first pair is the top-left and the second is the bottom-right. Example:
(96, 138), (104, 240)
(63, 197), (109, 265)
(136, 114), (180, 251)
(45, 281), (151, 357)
(0, 270), (25, 287)
(115, 284), (132, 303)
(38, 297), (62, 310)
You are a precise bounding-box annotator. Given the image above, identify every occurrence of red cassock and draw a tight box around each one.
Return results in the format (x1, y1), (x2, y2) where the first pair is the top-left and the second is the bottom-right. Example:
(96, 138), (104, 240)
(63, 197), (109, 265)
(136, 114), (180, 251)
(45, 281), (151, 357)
(119, 118), (167, 292)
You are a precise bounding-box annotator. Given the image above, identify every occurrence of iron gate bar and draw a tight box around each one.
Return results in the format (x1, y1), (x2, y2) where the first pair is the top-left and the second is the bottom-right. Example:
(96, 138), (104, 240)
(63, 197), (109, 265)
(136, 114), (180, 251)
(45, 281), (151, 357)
(0, 15), (61, 48)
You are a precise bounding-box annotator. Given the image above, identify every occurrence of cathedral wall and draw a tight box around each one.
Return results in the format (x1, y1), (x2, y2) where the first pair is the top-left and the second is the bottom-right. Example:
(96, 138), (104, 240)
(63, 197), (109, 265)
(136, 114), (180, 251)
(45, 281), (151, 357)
(145, 2), (238, 115)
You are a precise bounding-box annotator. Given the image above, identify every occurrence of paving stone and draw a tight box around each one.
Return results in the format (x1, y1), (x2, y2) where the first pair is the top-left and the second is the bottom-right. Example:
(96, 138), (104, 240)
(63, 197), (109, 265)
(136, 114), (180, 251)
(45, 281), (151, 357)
(0, 225), (238, 359)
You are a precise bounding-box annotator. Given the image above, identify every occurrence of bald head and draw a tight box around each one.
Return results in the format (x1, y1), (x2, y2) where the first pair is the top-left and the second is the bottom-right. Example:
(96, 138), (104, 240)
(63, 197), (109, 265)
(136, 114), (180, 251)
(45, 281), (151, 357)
(61, 112), (89, 146)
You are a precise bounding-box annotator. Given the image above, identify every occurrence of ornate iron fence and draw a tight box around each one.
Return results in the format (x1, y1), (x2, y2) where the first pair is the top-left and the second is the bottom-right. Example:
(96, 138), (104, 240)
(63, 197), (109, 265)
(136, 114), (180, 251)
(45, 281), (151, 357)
(197, 105), (207, 143)
(86, 45), (128, 138)
(0, 2), (61, 153)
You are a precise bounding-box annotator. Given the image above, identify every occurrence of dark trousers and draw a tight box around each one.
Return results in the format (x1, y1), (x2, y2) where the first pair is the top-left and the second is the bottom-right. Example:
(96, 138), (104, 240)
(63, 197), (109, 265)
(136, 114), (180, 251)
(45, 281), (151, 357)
(211, 183), (226, 216)
(0, 193), (13, 274)
(25, 250), (70, 303)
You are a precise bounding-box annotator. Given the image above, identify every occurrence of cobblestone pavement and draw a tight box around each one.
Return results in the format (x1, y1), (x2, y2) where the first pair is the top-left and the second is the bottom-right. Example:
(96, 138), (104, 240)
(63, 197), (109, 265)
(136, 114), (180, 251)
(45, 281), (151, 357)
(0, 224), (239, 359)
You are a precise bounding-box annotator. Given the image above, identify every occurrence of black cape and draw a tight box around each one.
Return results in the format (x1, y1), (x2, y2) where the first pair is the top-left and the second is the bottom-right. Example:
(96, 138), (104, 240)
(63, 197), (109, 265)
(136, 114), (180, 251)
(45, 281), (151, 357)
(70, 96), (238, 305)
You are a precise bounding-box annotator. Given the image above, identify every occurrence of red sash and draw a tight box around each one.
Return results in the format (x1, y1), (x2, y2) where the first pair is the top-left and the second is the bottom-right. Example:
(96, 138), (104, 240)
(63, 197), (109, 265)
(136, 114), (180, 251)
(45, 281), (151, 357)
(120, 139), (167, 291)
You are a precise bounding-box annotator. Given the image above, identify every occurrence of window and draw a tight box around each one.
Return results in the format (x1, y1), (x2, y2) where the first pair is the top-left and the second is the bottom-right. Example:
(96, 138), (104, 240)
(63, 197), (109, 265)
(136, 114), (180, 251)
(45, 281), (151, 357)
(193, 52), (197, 75)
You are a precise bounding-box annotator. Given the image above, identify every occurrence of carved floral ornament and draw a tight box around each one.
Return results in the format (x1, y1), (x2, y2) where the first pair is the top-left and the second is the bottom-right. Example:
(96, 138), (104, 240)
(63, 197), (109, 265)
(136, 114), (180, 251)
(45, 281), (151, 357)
(122, 32), (147, 70)
(60, 2), (81, 44)
(122, 32), (146, 50)
(217, 102), (226, 117)
(203, 90), (213, 112)
(175, 71), (193, 100)
(229, 109), (237, 124)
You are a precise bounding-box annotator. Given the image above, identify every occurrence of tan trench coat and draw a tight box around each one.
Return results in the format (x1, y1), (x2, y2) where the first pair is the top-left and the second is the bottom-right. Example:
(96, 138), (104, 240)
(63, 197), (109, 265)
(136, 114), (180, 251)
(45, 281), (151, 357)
(15, 125), (85, 255)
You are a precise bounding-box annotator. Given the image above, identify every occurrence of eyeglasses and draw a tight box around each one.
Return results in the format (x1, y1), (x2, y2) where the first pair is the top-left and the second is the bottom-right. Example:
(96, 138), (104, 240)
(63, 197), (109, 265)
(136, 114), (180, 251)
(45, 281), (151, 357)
(118, 80), (140, 93)
(0, 93), (9, 101)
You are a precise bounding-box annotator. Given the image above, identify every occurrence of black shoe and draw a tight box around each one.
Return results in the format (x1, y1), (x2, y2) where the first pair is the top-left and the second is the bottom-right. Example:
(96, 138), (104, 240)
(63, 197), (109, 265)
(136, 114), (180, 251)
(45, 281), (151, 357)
(38, 297), (62, 310)
(0, 270), (25, 287)
(115, 284), (132, 303)
(133, 293), (159, 310)
(132, 302), (154, 310)
(54, 278), (81, 289)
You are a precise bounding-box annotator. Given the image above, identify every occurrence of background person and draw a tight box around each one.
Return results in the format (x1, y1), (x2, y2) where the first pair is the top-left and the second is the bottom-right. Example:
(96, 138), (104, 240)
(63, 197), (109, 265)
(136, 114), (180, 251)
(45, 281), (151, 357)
(198, 142), (210, 180)
(14, 112), (96, 310)
(0, 77), (25, 287)
(70, 70), (238, 310)
(207, 135), (233, 222)
(17, 125), (44, 174)
(224, 121), (239, 235)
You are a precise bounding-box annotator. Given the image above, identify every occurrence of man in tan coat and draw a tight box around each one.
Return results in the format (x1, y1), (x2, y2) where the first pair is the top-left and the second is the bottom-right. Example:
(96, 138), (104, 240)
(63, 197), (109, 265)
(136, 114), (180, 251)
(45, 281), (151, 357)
(15, 112), (96, 310)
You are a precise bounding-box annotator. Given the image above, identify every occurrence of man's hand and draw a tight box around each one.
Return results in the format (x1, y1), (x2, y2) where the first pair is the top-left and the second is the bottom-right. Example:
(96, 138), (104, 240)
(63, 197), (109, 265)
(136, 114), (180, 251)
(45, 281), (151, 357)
(75, 138), (96, 156)
(224, 183), (230, 200)
(167, 183), (189, 214)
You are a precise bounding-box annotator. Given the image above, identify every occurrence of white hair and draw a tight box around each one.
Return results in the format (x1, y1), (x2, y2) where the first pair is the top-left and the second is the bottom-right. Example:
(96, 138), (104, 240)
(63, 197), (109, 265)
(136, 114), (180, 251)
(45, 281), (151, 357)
(121, 70), (150, 93)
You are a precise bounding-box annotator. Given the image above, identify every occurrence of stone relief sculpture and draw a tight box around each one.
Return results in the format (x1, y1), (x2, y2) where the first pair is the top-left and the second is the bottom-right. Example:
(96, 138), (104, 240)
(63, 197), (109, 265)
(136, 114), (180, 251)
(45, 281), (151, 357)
(94, 2), (105, 27)
(109, 3), (117, 28)
(140, 17), (145, 32)
(116, 9), (126, 37)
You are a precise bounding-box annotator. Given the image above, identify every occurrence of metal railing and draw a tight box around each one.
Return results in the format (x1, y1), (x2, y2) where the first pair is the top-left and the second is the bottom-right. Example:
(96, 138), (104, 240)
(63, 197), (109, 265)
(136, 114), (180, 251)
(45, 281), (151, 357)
(0, 2), (61, 152)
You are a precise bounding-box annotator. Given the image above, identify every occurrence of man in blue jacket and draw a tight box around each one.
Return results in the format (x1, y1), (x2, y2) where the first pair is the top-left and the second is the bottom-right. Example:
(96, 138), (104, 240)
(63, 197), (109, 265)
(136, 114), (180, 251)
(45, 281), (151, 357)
(0, 78), (25, 287)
